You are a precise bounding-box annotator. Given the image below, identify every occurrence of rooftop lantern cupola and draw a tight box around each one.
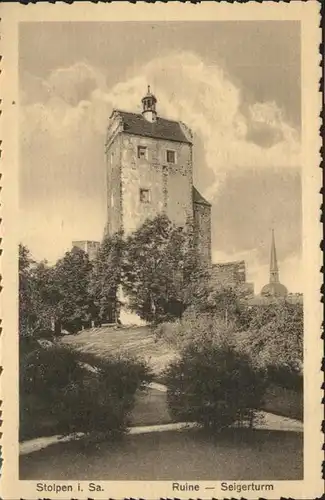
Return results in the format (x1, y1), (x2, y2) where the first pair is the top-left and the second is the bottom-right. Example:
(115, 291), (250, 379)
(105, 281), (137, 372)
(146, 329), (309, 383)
(141, 85), (157, 123)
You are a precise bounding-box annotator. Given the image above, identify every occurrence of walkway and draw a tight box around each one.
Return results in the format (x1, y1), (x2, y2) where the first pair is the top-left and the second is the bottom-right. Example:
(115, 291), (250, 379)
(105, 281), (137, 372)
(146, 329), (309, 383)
(20, 409), (303, 457)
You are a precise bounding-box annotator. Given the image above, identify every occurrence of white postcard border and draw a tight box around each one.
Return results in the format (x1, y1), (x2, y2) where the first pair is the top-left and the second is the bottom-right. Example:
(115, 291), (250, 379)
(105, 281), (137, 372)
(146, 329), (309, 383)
(0, 2), (322, 499)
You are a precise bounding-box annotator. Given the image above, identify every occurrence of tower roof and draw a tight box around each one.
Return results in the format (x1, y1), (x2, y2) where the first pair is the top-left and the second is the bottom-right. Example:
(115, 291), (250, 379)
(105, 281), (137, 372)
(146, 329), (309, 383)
(111, 109), (192, 144)
(261, 282), (288, 298)
(193, 186), (211, 207)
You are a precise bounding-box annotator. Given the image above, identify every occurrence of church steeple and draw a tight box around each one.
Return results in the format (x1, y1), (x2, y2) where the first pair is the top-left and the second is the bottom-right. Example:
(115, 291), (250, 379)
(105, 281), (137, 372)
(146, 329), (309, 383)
(260, 228), (288, 297)
(269, 229), (279, 283)
(141, 85), (157, 123)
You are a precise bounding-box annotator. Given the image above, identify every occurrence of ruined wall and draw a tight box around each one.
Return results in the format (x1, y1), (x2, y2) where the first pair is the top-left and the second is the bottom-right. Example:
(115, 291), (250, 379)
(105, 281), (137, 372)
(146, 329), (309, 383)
(210, 261), (247, 287)
(193, 202), (211, 266)
(106, 135), (122, 236)
(120, 134), (193, 234)
(165, 142), (193, 227)
(72, 240), (100, 261)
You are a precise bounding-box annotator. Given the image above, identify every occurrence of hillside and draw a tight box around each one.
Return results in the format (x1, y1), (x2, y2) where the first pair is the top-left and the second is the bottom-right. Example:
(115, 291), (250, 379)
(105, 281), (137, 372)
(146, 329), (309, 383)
(61, 325), (178, 375)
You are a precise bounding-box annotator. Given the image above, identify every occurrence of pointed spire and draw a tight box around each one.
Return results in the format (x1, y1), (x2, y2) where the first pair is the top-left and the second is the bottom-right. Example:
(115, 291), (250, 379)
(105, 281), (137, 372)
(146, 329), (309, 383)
(269, 229), (279, 283)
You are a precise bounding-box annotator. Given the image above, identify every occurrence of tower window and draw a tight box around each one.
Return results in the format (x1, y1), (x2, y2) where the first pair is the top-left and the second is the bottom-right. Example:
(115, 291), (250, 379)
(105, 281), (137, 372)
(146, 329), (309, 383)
(166, 150), (176, 163)
(140, 188), (150, 204)
(137, 146), (147, 159)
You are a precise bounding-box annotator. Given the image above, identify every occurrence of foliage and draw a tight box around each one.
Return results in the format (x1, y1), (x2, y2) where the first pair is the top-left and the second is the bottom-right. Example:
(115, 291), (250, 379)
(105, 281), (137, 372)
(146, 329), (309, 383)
(19, 244), (96, 336)
(121, 215), (206, 323)
(89, 232), (124, 323)
(188, 281), (252, 329)
(31, 261), (60, 335)
(165, 337), (266, 430)
(20, 340), (153, 440)
(19, 244), (36, 337)
(52, 247), (94, 333)
(238, 300), (303, 388)
(19, 244), (56, 337)
(155, 312), (236, 351)
(19, 214), (208, 332)
(73, 352), (153, 434)
(157, 292), (303, 392)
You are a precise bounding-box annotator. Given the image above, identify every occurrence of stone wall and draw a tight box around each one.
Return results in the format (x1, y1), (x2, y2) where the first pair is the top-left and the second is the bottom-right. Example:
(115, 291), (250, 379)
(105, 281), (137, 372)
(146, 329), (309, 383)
(210, 260), (247, 287)
(72, 240), (100, 261)
(119, 133), (193, 234)
(106, 135), (122, 236)
(165, 142), (193, 227)
(193, 201), (211, 266)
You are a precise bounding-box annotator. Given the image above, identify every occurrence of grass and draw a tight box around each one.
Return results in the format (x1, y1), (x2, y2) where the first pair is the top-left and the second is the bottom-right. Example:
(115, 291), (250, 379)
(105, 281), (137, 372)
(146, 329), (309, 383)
(131, 388), (172, 426)
(61, 324), (178, 375)
(20, 427), (303, 481)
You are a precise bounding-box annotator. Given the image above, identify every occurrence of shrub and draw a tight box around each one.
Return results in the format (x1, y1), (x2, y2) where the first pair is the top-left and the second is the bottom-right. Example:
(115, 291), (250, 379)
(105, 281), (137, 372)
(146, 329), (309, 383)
(237, 301), (303, 391)
(165, 340), (266, 430)
(20, 341), (153, 440)
(154, 320), (186, 349)
(68, 351), (153, 435)
(155, 312), (238, 351)
(266, 365), (303, 392)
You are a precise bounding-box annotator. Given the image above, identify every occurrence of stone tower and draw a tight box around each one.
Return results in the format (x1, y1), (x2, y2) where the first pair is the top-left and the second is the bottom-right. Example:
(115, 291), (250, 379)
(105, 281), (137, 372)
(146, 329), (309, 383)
(105, 87), (211, 266)
(105, 86), (194, 236)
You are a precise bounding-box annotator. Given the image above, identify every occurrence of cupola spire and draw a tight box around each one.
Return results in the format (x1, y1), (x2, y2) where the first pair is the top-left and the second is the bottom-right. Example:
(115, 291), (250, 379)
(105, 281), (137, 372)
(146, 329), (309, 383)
(141, 85), (157, 123)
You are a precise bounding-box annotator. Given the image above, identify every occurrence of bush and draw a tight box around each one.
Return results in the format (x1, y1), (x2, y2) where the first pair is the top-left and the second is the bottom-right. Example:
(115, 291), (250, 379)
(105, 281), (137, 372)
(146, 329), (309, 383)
(20, 341), (153, 440)
(237, 301), (303, 390)
(165, 340), (266, 430)
(266, 365), (303, 392)
(155, 312), (238, 351)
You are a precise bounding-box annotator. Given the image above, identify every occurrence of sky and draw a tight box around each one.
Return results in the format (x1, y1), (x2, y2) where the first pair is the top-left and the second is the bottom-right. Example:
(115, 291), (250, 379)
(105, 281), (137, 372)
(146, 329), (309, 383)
(19, 21), (302, 293)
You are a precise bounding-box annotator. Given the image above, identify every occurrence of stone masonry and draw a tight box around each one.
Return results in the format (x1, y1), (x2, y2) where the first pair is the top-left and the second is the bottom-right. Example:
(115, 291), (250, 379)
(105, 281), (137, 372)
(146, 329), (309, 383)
(105, 88), (211, 267)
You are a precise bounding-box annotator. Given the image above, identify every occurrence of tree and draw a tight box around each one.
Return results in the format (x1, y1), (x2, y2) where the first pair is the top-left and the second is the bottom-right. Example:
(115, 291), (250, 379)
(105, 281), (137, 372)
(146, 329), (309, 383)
(19, 244), (55, 337)
(53, 247), (94, 333)
(186, 279), (252, 331)
(19, 244), (36, 337)
(89, 232), (124, 324)
(239, 300), (303, 388)
(121, 215), (204, 323)
(32, 261), (60, 335)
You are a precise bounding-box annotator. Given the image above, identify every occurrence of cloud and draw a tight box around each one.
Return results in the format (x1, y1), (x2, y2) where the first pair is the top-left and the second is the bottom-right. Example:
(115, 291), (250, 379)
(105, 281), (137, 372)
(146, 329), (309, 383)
(210, 167), (302, 263)
(20, 52), (302, 289)
(21, 62), (107, 106)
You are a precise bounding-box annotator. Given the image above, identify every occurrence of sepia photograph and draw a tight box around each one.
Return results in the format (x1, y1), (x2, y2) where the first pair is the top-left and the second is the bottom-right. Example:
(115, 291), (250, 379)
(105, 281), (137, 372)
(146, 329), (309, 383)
(18, 18), (304, 481)
(0, 2), (322, 499)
